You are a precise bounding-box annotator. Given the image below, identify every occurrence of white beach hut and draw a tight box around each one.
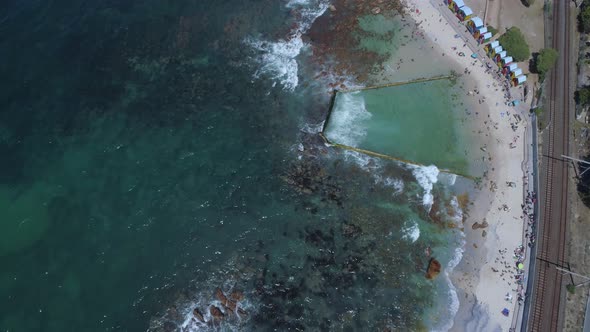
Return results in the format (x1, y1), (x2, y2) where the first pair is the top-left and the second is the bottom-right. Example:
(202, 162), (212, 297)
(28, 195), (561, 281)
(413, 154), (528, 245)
(468, 17), (484, 32)
(485, 40), (500, 55)
(511, 68), (523, 79)
(513, 75), (527, 86)
(502, 62), (518, 77)
(457, 6), (473, 21)
(478, 31), (492, 44)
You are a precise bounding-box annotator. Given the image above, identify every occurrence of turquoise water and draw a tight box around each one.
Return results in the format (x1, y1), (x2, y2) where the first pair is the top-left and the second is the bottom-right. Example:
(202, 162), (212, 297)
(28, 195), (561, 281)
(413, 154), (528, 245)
(0, 1), (471, 331)
(324, 79), (476, 176)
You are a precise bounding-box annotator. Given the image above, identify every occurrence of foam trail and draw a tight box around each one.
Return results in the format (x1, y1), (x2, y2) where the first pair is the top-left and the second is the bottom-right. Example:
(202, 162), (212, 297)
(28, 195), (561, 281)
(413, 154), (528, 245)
(411, 165), (440, 210)
(246, 0), (329, 91)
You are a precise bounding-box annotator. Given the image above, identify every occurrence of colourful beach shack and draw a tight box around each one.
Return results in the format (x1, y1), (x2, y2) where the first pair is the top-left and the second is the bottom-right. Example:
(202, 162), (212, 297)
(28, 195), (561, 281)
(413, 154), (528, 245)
(512, 75), (527, 86)
(473, 26), (487, 39)
(502, 63), (518, 77)
(489, 46), (503, 60)
(499, 56), (513, 69)
(467, 17), (484, 34)
(457, 6), (473, 21)
(485, 41), (500, 56)
(510, 68), (523, 80)
(450, 0), (465, 12)
(494, 51), (506, 64)
(478, 31), (492, 45)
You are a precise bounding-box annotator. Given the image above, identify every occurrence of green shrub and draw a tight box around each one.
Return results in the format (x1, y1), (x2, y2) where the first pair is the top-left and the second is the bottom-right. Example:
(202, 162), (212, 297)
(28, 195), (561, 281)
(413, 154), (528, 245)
(575, 87), (590, 105)
(581, 5), (590, 33)
(535, 48), (559, 79)
(498, 27), (530, 62)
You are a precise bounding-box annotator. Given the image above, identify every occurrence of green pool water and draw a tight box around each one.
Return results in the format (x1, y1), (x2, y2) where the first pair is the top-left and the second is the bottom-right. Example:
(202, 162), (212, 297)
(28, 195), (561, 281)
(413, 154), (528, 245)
(324, 78), (475, 176)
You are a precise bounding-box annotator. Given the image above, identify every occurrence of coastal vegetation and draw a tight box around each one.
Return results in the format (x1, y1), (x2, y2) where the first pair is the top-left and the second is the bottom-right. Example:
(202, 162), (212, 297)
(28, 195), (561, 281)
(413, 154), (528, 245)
(579, 0), (590, 33)
(498, 27), (530, 62)
(531, 48), (558, 80)
(577, 153), (590, 208)
(575, 86), (590, 106)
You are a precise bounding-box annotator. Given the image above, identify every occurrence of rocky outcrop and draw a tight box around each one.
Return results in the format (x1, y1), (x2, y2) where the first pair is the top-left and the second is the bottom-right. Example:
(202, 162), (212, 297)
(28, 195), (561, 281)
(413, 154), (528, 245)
(425, 258), (442, 280)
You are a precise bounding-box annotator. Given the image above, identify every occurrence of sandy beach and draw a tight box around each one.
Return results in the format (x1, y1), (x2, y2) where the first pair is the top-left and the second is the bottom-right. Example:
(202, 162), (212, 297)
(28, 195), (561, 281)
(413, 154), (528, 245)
(403, 0), (533, 330)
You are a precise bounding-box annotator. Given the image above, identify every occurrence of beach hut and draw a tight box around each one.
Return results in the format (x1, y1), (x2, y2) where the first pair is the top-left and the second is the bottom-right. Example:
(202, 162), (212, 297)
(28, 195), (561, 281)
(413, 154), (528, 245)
(500, 56), (513, 69)
(473, 26), (487, 40)
(444, 0), (451, 5)
(457, 6), (473, 21)
(494, 50), (507, 64)
(478, 31), (492, 45)
(512, 75), (527, 86)
(488, 45), (503, 59)
(485, 41), (500, 56)
(467, 17), (484, 33)
(502, 63), (518, 77)
(510, 68), (523, 80)
(450, 0), (465, 12)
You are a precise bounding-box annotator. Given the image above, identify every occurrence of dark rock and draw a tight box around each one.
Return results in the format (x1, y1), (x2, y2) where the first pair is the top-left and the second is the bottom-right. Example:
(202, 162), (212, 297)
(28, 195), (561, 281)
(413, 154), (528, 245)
(425, 258), (442, 280)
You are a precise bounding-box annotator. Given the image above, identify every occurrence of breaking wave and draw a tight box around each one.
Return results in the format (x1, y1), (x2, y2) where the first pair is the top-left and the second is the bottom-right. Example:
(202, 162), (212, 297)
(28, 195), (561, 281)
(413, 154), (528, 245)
(246, 0), (329, 91)
(324, 91), (371, 147)
(411, 165), (440, 210)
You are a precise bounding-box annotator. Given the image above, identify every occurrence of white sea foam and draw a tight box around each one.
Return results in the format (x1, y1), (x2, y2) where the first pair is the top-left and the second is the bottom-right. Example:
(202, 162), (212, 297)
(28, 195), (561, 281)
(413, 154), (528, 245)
(401, 219), (420, 243)
(325, 92), (371, 146)
(438, 172), (457, 186)
(246, 0), (329, 91)
(373, 174), (404, 195)
(411, 165), (440, 210)
(300, 121), (324, 134)
(449, 196), (463, 223)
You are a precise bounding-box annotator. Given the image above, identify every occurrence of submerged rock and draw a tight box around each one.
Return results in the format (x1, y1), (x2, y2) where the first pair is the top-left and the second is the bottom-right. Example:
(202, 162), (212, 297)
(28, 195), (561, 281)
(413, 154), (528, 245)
(425, 258), (442, 280)
(209, 305), (224, 321)
(192, 308), (205, 322)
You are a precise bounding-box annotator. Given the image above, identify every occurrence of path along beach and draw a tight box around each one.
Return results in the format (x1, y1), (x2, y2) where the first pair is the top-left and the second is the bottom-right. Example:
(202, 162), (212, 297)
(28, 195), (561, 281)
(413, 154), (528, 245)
(403, 0), (534, 330)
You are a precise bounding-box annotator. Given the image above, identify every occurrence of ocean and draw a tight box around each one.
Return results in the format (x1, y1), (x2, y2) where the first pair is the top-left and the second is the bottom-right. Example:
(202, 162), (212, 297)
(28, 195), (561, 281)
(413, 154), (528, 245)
(0, 0), (476, 331)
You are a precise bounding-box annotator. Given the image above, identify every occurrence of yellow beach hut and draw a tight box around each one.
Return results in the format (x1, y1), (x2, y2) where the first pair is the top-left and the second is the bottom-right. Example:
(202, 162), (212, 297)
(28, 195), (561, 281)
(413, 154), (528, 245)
(502, 63), (518, 77)
(457, 6), (473, 21)
(489, 46), (503, 59)
(450, 0), (465, 13)
(485, 41), (500, 56)
(473, 25), (487, 39)
(467, 17), (484, 34)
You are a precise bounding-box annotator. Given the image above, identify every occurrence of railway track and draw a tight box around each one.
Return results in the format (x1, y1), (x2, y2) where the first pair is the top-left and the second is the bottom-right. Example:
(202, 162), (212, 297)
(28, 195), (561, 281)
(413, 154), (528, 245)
(528, 0), (572, 331)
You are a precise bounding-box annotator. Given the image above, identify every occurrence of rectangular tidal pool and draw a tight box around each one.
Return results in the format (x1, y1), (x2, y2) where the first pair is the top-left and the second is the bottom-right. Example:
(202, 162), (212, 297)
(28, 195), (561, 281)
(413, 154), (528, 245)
(323, 77), (477, 177)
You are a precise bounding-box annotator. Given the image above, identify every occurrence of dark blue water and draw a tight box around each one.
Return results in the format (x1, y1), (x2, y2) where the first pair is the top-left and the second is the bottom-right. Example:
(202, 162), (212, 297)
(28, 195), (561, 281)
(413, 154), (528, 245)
(0, 1), (465, 331)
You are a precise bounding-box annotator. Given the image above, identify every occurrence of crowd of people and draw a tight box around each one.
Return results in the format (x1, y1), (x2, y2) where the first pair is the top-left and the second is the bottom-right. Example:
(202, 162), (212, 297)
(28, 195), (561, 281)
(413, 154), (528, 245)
(523, 190), (537, 248)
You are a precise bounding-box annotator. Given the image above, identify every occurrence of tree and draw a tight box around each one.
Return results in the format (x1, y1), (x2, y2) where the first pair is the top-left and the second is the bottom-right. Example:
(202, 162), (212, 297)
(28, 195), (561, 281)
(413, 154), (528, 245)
(521, 0), (535, 7)
(580, 4), (590, 33)
(498, 27), (530, 62)
(535, 48), (559, 79)
(575, 87), (590, 105)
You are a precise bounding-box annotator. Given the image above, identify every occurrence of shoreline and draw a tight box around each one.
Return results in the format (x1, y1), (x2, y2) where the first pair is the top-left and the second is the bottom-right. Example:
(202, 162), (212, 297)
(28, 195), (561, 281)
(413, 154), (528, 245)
(403, 1), (530, 330)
